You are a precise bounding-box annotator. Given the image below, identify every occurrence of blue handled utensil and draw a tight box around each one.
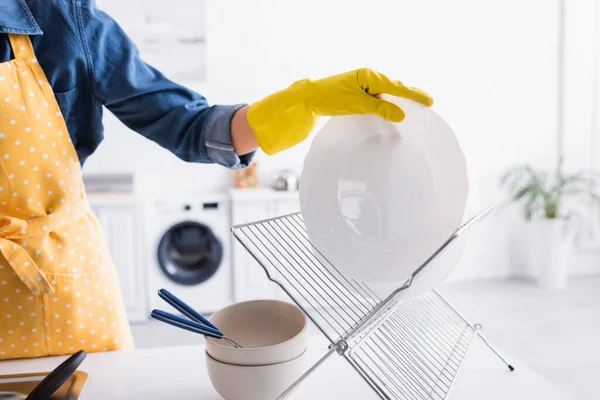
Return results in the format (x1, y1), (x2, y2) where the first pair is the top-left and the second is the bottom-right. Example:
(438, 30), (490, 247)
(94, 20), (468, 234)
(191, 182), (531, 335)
(150, 310), (223, 338)
(158, 288), (220, 332)
(151, 289), (242, 348)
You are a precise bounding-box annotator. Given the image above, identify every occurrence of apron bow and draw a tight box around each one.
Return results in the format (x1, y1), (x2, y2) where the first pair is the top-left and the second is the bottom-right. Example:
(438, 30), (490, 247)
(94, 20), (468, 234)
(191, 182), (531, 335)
(0, 199), (89, 295)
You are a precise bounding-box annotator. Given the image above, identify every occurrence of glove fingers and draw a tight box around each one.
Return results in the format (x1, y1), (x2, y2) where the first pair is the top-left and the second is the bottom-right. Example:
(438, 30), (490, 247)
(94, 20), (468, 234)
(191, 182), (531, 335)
(391, 84), (435, 107)
(361, 94), (406, 122)
(357, 68), (434, 107)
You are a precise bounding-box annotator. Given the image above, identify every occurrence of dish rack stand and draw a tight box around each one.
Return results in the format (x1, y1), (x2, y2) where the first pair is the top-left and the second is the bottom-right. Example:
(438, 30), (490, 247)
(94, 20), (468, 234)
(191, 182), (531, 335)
(231, 205), (514, 400)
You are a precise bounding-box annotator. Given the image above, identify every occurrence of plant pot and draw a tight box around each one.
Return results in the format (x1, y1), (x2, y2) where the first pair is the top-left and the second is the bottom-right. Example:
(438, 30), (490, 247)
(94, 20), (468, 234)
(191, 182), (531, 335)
(528, 218), (571, 290)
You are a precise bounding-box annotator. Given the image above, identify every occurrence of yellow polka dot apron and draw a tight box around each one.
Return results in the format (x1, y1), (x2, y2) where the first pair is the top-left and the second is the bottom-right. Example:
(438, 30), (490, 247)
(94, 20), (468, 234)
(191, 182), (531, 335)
(0, 34), (133, 359)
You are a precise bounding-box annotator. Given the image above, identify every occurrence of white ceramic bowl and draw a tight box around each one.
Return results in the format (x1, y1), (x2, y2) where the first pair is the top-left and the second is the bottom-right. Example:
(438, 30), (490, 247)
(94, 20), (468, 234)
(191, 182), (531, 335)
(300, 96), (469, 289)
(206, 350), (307, 400)
(206, 300), (308, 366)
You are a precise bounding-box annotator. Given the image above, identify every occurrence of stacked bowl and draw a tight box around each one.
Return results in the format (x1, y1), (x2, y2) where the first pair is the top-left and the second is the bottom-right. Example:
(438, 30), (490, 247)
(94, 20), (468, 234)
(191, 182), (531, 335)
(205, 300), (309, 400)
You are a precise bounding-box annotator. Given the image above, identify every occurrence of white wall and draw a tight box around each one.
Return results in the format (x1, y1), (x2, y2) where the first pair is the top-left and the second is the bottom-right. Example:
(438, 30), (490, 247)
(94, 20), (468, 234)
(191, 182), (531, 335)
(204, 0), (560, 182)
(559, 0), (600, 274)
(85, 0), (591, 280)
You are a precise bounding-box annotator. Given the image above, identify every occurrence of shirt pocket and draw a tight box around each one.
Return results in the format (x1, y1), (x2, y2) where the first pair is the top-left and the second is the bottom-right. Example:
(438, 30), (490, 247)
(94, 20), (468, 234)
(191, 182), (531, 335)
(54, 86), (79, 127)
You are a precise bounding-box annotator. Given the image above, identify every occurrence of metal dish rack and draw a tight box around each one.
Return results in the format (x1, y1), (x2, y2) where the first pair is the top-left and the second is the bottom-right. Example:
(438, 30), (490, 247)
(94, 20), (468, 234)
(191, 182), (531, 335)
(231, 205), (514, 399)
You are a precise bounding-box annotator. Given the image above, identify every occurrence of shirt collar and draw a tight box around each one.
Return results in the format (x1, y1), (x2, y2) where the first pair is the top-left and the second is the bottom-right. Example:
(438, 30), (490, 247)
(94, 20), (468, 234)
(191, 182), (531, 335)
(0, 0), (43, 35)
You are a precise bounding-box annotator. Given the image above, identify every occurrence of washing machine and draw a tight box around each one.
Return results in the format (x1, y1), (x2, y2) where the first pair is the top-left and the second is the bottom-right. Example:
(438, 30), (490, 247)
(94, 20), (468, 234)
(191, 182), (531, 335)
(146, 194), (232, 315)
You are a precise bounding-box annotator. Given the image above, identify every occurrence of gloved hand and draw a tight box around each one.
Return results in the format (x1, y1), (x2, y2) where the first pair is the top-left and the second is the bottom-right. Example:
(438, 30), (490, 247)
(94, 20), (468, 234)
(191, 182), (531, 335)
(247, 68), (433, 155)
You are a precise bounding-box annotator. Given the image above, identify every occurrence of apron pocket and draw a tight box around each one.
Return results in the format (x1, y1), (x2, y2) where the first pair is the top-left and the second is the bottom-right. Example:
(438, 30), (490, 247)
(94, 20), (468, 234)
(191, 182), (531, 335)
(43, 271), (131, 355)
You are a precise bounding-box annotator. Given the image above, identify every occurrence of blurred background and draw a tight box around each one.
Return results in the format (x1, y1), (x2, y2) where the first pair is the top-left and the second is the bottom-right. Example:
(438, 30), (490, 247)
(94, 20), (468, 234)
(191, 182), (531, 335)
(83, 1), (599, 398)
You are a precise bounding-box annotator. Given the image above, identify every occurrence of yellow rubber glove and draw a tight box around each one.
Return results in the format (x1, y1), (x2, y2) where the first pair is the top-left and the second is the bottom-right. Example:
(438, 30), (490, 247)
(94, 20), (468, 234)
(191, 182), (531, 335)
(247, 68), (433, 155)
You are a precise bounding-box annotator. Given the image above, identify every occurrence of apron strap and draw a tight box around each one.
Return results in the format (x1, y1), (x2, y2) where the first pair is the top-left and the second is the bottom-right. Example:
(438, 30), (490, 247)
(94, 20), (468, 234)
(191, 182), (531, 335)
(7, 34), (36, 62)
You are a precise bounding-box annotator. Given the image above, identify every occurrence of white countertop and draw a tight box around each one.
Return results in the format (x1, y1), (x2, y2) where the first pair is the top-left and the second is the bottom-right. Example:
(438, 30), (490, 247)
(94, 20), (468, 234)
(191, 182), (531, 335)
(0, 335), (571, 399)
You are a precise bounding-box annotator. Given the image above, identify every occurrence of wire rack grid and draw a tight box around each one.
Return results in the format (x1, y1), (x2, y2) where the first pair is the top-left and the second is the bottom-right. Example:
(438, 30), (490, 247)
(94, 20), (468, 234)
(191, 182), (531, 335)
(231, 206), (513, 400)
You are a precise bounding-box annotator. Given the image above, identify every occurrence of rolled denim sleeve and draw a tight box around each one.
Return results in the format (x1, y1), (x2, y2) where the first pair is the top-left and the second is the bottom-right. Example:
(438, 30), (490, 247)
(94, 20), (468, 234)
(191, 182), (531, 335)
(78, 0), (254, 169)
(205, 104), (255, 169)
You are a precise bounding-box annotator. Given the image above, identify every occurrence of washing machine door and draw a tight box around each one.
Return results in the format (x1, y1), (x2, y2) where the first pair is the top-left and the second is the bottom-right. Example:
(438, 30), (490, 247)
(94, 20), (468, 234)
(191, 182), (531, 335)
(157, 221), (223, 285)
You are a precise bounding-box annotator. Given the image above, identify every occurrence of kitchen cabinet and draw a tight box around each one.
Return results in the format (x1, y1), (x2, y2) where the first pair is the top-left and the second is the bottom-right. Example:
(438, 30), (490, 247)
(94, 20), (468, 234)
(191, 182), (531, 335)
(229, 189), (300, 303)
(88, 195), (148, 322)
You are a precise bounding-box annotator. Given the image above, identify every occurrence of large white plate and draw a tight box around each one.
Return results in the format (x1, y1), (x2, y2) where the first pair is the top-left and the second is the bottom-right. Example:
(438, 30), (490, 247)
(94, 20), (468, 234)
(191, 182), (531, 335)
(299, 96), (469, 287)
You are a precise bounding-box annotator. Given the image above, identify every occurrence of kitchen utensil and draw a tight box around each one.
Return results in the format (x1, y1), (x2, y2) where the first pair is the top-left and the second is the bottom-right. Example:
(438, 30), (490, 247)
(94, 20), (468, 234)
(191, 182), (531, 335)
(230, 205), (514, 400)
(0, 350), (86, 399)
(205, 300), (308, 366)
(270, 169), (298, 191)
(157, 288), (220, 331)
(205, 350), (307, 400)
(151, 289), (242, 348)
(299, 96), (469, 285)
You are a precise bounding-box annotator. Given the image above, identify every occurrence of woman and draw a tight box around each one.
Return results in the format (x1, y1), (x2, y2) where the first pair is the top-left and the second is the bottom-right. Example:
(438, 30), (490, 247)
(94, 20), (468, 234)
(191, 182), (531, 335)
(0, 0), (433, 359)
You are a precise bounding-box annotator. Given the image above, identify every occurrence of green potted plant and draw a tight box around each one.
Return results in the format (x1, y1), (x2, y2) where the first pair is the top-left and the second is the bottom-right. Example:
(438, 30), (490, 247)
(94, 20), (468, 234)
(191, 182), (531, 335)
(500, 159), (600, 289)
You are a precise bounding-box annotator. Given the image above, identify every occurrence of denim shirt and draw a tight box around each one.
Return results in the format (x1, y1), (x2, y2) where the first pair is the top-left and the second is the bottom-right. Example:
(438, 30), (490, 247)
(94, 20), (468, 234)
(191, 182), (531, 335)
(0, 0), (254, 168)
